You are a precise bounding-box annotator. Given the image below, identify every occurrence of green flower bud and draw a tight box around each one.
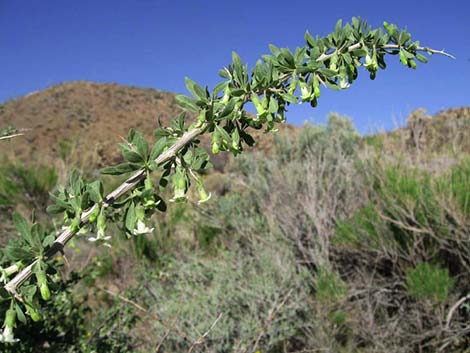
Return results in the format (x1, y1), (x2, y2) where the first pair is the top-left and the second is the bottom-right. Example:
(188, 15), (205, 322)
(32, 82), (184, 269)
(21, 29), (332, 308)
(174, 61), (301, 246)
(40, 283), (51, 301)
(288, 79), (298, 95)
(221, 86), (231, 104)
(313, 77), (321, 98)
(212, 142), (220, 155)
(399, 51), (407, 65)
(197, 182), (211, 204)
(171, 167), (187, 202)
(211, 131), (221, 154)
(25, 304), (41, 322)
(35, 270), (51, 300)
(195, 109), (207, 128)
(4, 309), (15, 328)
(144, 174), (153, 191)
(70, 217), (80, 233)
(88, 205), (100, 223)
(300, 81), (312, 101)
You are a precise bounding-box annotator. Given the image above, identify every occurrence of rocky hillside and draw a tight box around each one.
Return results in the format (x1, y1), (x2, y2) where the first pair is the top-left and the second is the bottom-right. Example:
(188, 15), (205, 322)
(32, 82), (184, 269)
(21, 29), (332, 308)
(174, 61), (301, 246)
(0, 81), (295, 170)
(0, 82), (190, 167)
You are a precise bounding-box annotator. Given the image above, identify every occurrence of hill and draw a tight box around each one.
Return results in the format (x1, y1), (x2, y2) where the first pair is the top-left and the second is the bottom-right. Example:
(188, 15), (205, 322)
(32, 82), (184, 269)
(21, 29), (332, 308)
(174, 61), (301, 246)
(0, 82), (191, 167)
(0, 81), (294, 170)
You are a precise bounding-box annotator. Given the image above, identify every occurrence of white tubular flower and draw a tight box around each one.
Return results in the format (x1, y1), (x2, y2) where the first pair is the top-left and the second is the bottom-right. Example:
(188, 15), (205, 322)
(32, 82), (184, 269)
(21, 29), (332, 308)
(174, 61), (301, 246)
(132, 219), (154, 236)
(87, 228), (111, 247)
(0, 325), (18, 343)
(1, 309), (18, 343)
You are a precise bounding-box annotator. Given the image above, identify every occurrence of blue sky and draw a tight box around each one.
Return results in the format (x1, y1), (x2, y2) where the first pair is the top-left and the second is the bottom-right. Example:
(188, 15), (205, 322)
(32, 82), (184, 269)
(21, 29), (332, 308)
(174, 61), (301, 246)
(1, 0), (469, 133)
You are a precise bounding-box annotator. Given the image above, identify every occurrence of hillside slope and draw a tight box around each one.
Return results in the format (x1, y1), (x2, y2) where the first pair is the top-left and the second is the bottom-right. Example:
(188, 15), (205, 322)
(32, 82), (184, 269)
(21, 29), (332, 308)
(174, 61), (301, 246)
(0, 82), (188, 166)
(0, 81), (296, 170)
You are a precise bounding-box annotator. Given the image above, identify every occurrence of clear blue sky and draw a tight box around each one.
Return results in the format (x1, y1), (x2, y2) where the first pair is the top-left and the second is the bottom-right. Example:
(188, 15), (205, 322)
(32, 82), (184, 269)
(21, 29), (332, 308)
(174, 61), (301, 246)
(1, 0), (469, 133)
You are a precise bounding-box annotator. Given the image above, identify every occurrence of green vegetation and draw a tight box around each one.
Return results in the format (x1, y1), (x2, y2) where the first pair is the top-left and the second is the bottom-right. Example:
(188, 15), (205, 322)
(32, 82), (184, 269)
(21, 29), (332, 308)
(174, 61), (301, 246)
(405, 262), (455, 304)
(0, 17), (465, 353)
(1, 110), (470, 352)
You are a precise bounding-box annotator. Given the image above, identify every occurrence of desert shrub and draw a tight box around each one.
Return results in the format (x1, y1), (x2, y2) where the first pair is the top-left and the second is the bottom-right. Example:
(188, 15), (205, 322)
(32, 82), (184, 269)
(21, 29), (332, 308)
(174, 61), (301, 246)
(330, 155), (470, 352)
(335, 159), (470, 270)
(405, 262), (455, 304)
(228, 114), (363, 270)
(0, 160), (57, 209)
(435, 159), (470, 216)
(142, 242), (312, 353)
(315, 266), (348, 304)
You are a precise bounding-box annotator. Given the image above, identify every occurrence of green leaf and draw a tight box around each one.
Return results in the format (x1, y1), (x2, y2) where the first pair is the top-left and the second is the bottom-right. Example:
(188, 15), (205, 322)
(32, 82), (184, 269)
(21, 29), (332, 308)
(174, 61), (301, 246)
(5, 244), (33, 261)
(30, 224), (44, 251)
(324, 80), (341, 90)
(46, 203), (66, 215)
(280, 93), (297, 104)
(119, 144), (143, 163)
(335, 19), (343, 35)
(269, 44), (280, 56)
(133, 132), (149, 160)
(87, 181), (103, 203)
(304, 31), (315, 48)
(150, 137), (168, 161)
(212, 81), (228, 97)
(215, 125), (231, 144)
(415, 53), (428, 63)
(42, 234), (55, 248)
(127, 129), (136, 142)
(218, 69), (230, 79)
(125, 202), (136, 232)
(12, 212), (32, 245)
(15, 304), (26, 324)
(240, 130), (255, 146)
(185, 77), (207, 101)
(232, 51), (243, 74)
(318, 68), (338, 79)
(101, 163), (136, 175)
(175, 95), (199, 112)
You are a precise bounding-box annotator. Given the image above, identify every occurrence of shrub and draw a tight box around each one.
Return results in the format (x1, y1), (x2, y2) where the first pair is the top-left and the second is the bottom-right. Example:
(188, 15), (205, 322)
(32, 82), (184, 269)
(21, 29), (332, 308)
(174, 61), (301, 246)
(405, 262), (455, 304)
(315, 266), (348, 304)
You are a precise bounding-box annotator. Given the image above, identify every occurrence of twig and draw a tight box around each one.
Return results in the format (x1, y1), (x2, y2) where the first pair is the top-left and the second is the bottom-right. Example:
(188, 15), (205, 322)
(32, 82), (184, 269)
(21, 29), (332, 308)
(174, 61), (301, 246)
(4, 123), (208, 295)
(317, 42), (455, 63)
(383, 44), (456, 59)
(243, 289), (293, 353)
(98, 286), (191, 342)
(0, 133), (24, 141)
(445, 294), (470, 330)
(187, 313), (223, 353)
(155, 319), (175, 353)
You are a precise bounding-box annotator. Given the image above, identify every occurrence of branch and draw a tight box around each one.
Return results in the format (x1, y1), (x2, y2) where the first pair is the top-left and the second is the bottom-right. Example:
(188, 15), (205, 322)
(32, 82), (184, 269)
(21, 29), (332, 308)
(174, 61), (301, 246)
(317, 42), (454, 62)
(0, 133), (24, 141)
(382, 44), (456, 59)
(4, 123), (208, 295)
(187, 313), (223, 353)
(445, 294), (470, 330)
(316, 43), (362, 62)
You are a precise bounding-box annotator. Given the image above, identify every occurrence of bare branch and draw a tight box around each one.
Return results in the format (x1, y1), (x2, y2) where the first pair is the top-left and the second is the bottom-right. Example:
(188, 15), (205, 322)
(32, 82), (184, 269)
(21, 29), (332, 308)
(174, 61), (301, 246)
(383, 44), (456, 59)
(0, 133), (24, 141)
(187, 313), (223, 353)
(445, 294), (470, 330)
(317, 42), (455, 63)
